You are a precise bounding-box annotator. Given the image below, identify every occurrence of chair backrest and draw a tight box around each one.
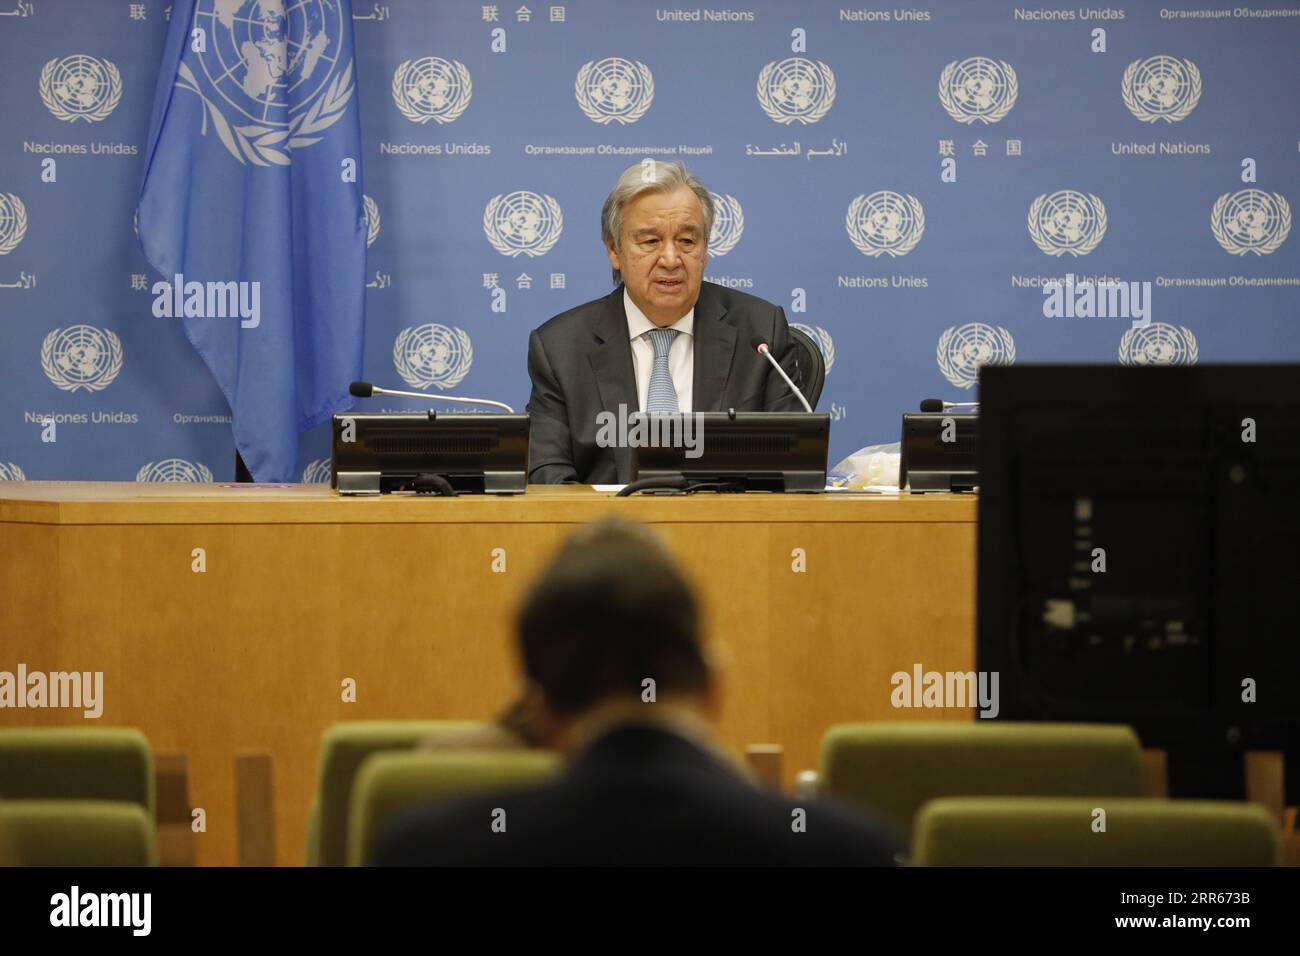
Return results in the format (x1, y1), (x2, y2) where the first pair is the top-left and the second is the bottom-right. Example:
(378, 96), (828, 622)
(311, 720), (488, 867)
(348, 750), (560, 866)
(786, 326), (826, 409)
(0, 728), (154, 818)
(914, 797), (1280, 866)
(0, 800), (157, 866)
(818, 722), (1143, 842)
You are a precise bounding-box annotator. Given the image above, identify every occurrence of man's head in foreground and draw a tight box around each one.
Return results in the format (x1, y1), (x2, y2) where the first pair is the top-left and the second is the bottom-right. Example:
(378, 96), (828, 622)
(602, 161), (713, 327)
(517, 517), (719, 750)
(376, 518), (900, 865)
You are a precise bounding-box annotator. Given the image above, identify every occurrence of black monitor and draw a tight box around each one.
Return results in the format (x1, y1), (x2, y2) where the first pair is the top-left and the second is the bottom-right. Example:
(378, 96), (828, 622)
(628, 411), (830, 493)
(331, 412), (529, 495)
(977, 365), (1300, 799)
(900, 411), (977, 492)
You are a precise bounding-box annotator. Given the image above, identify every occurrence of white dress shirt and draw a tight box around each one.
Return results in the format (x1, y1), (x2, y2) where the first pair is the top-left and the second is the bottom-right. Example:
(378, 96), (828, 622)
(624, 288), (694, 412)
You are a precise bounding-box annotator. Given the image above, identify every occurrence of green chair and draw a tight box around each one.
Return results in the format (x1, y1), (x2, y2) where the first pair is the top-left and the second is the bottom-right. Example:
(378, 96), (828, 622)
(348, 750), (560, 866)
(309, 720), (488, 866)
(914, 797), (1280, 866)
(818, 722), (1143, 843)
(305, 800), (322, 867)
(0, 800), (158, 866)
(0, 728), (155, 819)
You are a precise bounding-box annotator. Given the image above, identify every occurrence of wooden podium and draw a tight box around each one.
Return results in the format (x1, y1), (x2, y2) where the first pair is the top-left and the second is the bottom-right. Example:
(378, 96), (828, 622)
(0, 482), (977, 865)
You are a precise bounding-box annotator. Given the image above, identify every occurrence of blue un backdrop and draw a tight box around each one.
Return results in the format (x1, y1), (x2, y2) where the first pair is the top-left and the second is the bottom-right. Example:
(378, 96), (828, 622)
(0, 0), (1297, 482)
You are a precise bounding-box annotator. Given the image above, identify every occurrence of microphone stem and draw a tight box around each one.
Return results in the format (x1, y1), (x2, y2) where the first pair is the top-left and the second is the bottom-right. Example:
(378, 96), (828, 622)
(760, 347), (813, 413)
(371, 386), (514, 413)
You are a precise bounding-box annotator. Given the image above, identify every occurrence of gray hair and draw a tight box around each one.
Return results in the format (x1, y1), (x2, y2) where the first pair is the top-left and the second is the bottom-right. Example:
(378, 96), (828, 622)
(601, 161), (714, 285)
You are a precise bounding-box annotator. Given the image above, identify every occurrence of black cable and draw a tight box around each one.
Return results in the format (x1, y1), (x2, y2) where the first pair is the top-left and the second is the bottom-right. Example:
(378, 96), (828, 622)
(615, 476), (688, 497)
(412, 473), (456, 496)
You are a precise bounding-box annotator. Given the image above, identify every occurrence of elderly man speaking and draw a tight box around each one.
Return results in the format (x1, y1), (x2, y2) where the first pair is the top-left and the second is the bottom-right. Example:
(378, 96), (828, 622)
(525, 161), (807, 484)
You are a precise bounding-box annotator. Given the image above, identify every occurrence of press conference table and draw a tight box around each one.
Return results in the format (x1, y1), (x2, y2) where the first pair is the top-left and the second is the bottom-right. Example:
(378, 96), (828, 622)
(0, 482), (977, 866)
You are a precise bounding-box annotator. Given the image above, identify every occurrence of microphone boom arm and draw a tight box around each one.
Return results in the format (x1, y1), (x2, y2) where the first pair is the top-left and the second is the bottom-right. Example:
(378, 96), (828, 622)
(756, 343), (813, 413)
(366, 384), (514, 413)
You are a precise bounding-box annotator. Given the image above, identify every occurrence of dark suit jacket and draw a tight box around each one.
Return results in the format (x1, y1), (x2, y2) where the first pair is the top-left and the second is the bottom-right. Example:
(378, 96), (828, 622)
(374, 723), (900, 866)
(525, 282), (807, 484)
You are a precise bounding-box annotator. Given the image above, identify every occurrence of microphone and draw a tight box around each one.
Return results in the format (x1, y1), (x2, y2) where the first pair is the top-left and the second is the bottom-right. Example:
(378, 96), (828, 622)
(349, 381), (515, 413)
(920, 398), (979, 413)
(751, 338), (813, 413)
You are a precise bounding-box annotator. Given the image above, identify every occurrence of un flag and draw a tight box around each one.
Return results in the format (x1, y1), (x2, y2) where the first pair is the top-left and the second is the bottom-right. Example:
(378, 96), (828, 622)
(137, 0), (366, 482)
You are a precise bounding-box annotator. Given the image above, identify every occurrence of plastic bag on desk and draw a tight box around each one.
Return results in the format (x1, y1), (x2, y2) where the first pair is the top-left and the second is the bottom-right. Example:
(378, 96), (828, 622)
(827, 441), (901, 489)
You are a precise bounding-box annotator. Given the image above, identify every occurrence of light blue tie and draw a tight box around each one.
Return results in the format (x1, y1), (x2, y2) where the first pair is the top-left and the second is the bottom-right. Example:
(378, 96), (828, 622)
(644, 328), (680, 413)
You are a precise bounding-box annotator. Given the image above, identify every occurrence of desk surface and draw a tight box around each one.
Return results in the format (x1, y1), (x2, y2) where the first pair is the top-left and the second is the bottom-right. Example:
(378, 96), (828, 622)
(0, 481), (977, 526)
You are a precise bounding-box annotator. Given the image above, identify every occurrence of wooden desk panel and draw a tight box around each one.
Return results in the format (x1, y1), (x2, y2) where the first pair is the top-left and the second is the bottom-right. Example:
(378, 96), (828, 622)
(0, 482), (977, 865)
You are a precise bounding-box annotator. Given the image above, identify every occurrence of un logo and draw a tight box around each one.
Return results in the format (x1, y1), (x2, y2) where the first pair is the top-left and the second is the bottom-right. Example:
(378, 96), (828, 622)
(1122, 56), (1201, 123)
(791, 324), (835, 376)
(1029, 190), (1107, 257)
(136, 459), (215, 483)
(301, 458), (332, 484)
(708, 193), (744, 257)
(1119, 324), (1198, 366)
(41, 325), (123, 393)
(0, 463), (26, 481)
(0, 193), (27, 255)
(39, 54), (122, 123)
(937, 324), (1015, 389)
(846, 192), (925, 257)
(392, 56), (471, 125)
(176, 1), (354, 165)
(1211, 189), (1290, 256)
(938, 57), (1018, 124)
(757, 57), (836, 125)
(363, 194), (380, 248)
(575, 57), (654, 125)
(483, 191), (563, 257)
(393, 324), (473, 390)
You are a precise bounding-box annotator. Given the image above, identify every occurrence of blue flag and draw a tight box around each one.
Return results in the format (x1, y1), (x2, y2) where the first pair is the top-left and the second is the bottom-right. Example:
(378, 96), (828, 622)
(138, 0), (366, 482)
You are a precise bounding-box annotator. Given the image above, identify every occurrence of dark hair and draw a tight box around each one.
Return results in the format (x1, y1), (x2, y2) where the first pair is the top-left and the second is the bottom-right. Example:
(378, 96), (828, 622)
(518, 518), (708, 716)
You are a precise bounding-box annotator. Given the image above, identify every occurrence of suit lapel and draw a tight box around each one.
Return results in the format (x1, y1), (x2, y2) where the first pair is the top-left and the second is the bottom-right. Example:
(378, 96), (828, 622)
(693, 283), (736, 412)
(587, 288), (638, 482)
(588, 287), (638, 414)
